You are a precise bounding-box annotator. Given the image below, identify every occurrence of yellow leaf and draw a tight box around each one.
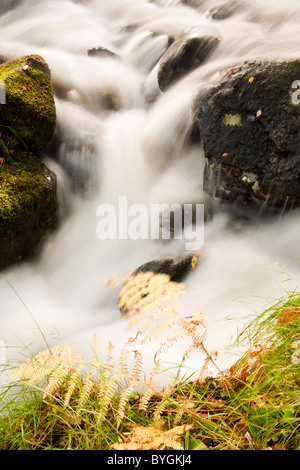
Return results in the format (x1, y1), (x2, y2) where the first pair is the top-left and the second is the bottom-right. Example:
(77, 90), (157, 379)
(191, 256), (198, 270)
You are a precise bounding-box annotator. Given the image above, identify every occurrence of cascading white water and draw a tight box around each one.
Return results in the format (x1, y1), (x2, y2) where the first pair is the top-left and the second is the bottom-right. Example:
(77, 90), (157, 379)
(0, 0), (300, 387)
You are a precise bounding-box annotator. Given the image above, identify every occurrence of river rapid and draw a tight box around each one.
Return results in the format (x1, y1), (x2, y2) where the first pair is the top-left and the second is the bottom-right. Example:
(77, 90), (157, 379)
(0, 0), (300, 387)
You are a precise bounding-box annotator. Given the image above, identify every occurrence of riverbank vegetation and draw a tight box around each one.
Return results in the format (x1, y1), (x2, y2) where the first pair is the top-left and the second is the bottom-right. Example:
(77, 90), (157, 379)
(0, 291), (299, 450)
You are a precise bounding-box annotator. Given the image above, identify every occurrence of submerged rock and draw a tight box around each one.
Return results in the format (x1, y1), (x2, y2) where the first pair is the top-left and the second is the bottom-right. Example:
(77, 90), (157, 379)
(119, 254), (200, 315)
(0, 0), (20, 15)
(87, 47), (118, 58)
(157, 32), (220, 91)
(0, 55), (57, 269)
(133, 255), (197, 282)
(208, 0), (242, 20)
(196, 59), (300, 209)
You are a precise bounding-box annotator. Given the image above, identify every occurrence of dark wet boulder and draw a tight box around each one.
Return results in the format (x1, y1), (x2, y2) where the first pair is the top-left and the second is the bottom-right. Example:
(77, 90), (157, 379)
(119, 254), (200, 315)
(87, 47), (117, 58)
(133, 255), (197, 282)
(196, 59), (300, 209)
(157, 32), (220, 91)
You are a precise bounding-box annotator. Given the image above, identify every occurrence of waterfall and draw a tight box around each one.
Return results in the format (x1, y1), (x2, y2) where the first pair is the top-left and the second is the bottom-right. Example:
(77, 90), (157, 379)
(0, 0), (300, 387)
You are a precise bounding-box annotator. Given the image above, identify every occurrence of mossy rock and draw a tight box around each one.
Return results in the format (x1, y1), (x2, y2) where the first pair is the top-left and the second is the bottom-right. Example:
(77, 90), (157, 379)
(0, 55), (56, 151)
(0, 152), (57, 270)
(196, 59), (300, 209)
(0, 55), (57, 269)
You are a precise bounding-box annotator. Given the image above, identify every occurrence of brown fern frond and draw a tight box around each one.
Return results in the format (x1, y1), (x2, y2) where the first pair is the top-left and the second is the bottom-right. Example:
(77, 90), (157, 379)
(91, 332), (101, 362)
(10, 344), (91, 407)
(120, 271), (184, 320)
(118, 337), (137, 375)
(117, 383), (137, 427)
(98, 371), (127, 422)
(45, 364), (72, 398)
(140, 314), (182, 345)
(103, 341), (115, 379)
(105, 270), (134, 291)
(153, 380), (177, 425)
(153, 328), (188, 364)
(116, 349), (144, 426)
(116, 378), (138, 427)
(139, 361), (161, 412)
(10, 345), (84, 385)
(63, 365), (85, 407)
(174, 400), (195, 425)
(198, 354), (214, 382)
(77, 368), (98, 410)
(112, 424), (192, 450)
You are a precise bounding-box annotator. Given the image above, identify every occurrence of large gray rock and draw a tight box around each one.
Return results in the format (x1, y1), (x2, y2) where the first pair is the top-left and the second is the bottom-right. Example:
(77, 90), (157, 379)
(196, 59), (300, 209)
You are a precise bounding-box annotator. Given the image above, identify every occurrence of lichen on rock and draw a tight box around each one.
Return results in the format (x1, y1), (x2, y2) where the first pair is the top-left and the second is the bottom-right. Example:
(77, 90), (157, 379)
(196, 59), (300, 209)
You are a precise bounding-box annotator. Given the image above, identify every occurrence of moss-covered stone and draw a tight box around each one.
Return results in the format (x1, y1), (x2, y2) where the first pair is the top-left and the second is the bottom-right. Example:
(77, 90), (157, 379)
(0, 55), (56, 151)
(0, 55), (57, 269)
(0, 152), (57, 269)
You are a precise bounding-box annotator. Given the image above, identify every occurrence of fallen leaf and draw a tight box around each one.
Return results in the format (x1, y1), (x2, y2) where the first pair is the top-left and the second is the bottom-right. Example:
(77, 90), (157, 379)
(191, 256), (198, 270)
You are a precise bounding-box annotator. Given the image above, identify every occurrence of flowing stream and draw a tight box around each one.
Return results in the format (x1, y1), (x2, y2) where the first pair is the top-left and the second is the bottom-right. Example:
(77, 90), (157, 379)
(0, 0), (300, 387)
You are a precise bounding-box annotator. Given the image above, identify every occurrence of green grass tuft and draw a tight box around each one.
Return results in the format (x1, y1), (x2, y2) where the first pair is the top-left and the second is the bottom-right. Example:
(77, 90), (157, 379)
(0, 293), (299, 450)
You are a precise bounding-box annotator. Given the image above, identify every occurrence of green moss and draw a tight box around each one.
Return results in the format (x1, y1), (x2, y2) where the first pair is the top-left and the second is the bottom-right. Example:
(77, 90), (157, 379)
(0, 152), (55, 224)
(0, 55), (56, 151)
(0, 56), (57, 268)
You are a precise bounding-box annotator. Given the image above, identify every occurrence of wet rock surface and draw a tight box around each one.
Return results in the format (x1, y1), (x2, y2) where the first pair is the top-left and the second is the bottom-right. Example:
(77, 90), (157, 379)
(87, 47), (118, 58)
(0, 55), (58, 270)
(119, 254), (199, 315)
(157, 32), (220, 91)
(133, 255), (197, 282)
(196, 59), (300, 209)
(0, 55), (56, 151)
(0, 153), (57, 270)
(208, 0), (243, 20)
